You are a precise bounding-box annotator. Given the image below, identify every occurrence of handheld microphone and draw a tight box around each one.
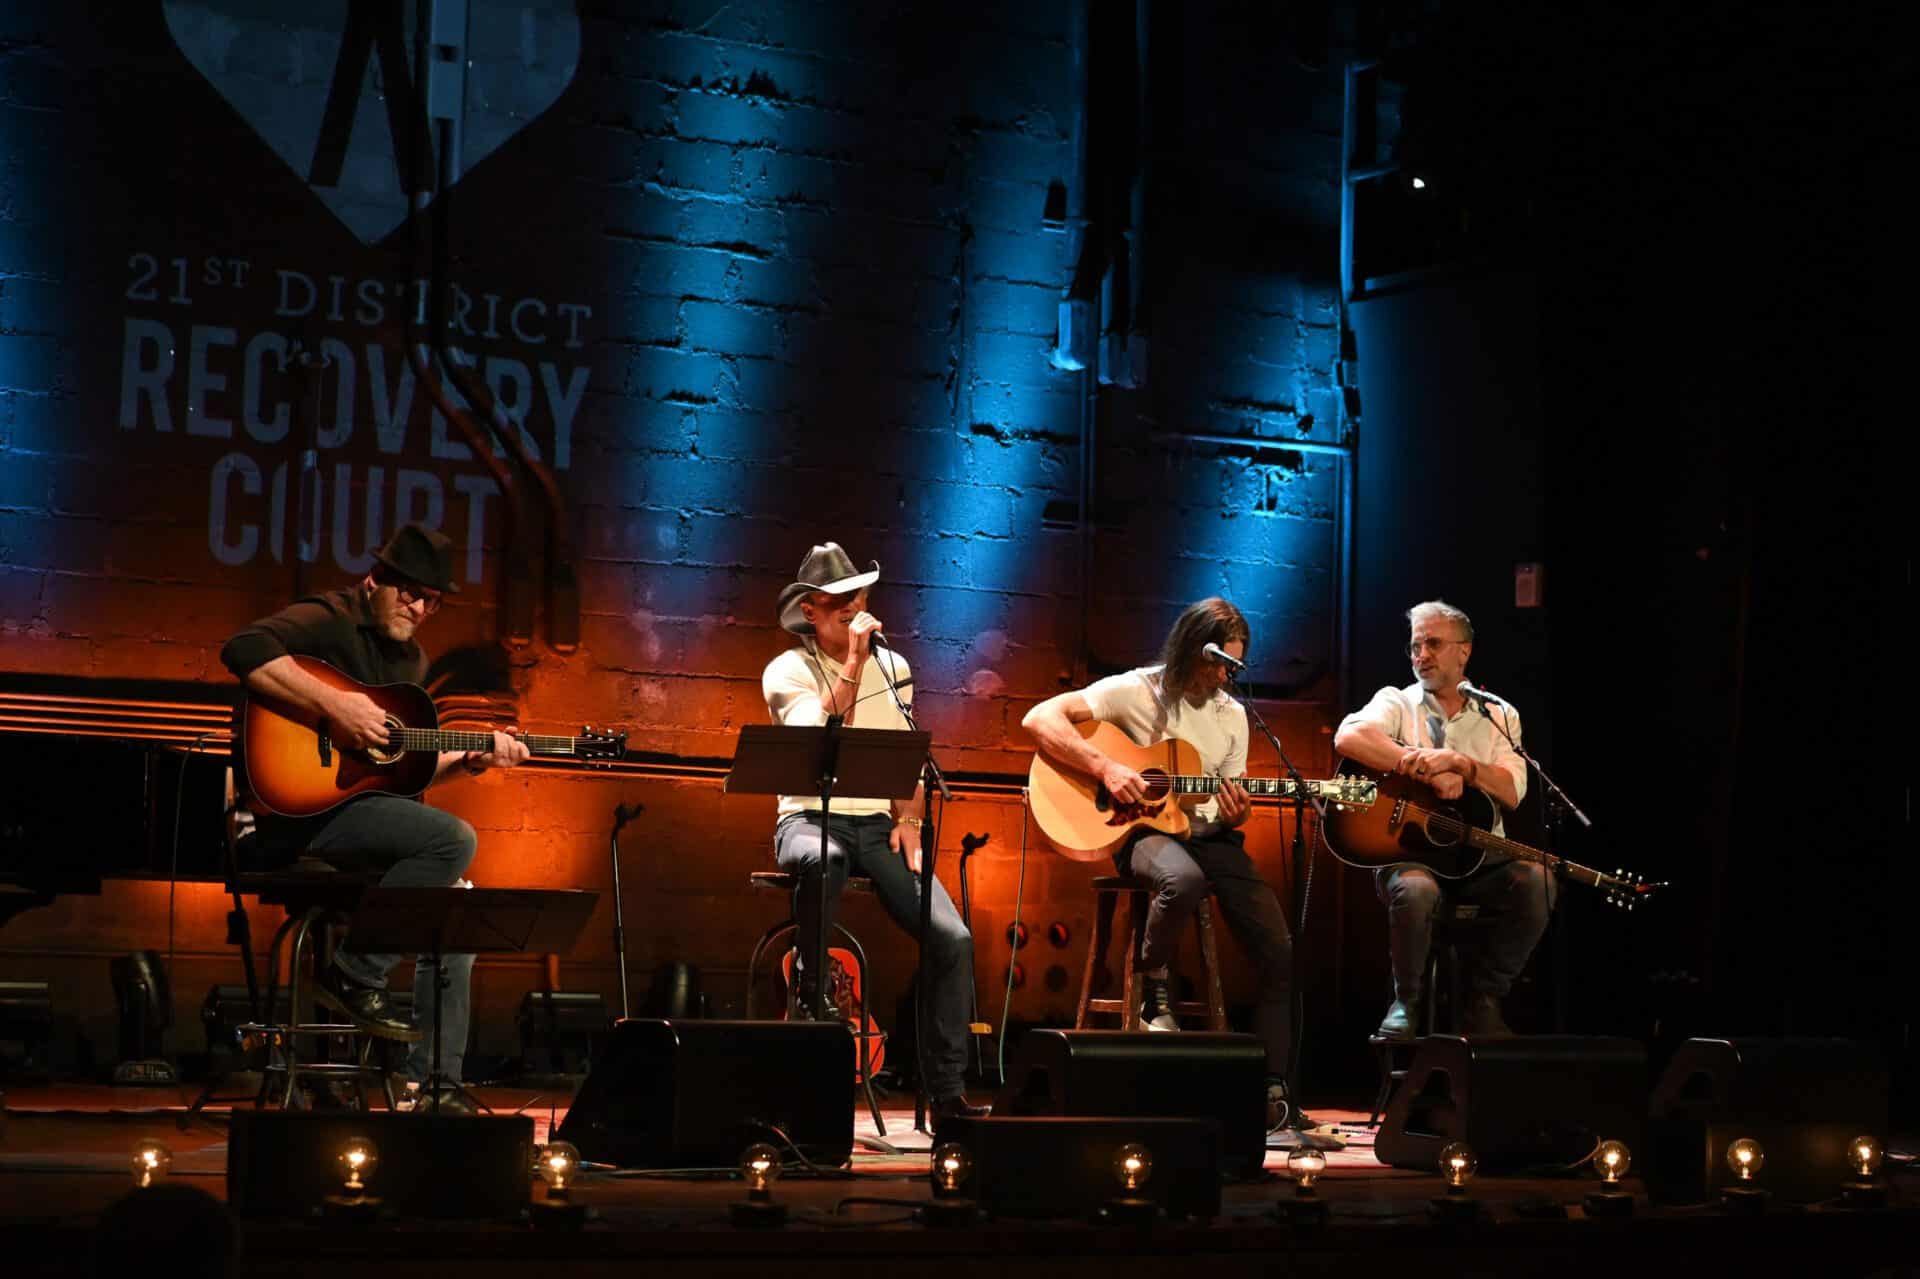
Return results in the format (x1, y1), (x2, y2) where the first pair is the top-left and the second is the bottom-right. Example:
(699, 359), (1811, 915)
(1456, 679), (1504, 706)
(1202, 642), (1246, 672)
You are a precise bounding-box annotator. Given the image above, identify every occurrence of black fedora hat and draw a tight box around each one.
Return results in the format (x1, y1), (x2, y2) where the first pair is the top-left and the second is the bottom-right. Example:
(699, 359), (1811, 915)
(776, 542), (879, 634)
(371, 523), (460, 594)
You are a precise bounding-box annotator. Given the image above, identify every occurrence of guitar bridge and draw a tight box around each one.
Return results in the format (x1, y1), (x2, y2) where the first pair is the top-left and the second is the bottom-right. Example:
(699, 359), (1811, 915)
(317, 731), (331, 768)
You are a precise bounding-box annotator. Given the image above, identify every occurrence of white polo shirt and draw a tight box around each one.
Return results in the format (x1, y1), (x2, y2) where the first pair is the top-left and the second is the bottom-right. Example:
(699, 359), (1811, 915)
(1338, 683), (1529, 835)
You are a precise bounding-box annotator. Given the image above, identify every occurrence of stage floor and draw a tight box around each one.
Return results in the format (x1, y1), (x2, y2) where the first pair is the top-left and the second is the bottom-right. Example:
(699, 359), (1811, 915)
(1, 1082), (1913, 1278)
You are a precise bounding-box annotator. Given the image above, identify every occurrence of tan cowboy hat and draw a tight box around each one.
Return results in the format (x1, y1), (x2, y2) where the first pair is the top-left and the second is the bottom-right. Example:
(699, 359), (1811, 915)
(776, 542), (880, 634)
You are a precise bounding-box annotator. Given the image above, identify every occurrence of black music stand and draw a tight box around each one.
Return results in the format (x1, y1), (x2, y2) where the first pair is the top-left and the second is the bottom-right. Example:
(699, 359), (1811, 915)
(343, 887), (600, 1113)
(727, 723), (928, 1023)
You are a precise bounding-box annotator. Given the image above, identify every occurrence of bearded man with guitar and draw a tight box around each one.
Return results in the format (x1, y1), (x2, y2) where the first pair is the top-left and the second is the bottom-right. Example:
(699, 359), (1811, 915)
(220, 523), (529, 1110)
(1332, 599), (1544, 1042)
(1023, 597), (1306, 1132)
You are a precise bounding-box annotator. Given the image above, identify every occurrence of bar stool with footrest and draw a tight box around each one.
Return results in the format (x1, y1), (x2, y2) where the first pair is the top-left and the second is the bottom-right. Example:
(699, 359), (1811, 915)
(1366, 901), (1506, 1126)
(743, 870), (888, 1135)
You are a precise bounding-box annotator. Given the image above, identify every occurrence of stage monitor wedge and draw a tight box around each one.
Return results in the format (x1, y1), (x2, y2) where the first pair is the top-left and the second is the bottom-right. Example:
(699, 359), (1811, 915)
(555, 1018), (853, 1168)
(1375, 1034), (1646, 1172)
(990, 1029), (1268, 1176)
(1645, 1036), (1888, 1204)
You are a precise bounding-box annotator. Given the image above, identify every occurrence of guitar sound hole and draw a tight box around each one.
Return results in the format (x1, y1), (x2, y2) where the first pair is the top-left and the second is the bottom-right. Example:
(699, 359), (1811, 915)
(364, 717), (404, 765)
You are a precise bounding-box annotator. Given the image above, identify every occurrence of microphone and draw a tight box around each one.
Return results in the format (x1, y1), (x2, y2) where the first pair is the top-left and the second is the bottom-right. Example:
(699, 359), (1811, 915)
(1456, 679), (1504, 706)
(1203, 643), (1245, 672)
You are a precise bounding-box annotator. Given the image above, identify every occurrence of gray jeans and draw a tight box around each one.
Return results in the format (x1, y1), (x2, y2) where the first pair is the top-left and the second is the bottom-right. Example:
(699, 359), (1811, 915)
(1118, 829), (1294, 1079)
(261, 796), (479, 1084)
(1376, 857), (1556, 1004)
(774, 812), (974, 1100)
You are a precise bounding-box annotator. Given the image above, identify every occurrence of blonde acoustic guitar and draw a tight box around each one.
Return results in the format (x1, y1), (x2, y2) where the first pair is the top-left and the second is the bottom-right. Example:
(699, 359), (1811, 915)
(1025, 720), (1378, 862)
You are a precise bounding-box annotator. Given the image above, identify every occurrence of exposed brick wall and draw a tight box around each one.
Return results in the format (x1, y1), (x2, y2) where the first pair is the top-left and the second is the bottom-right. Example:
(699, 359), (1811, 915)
(1, 2), (1352, 1064)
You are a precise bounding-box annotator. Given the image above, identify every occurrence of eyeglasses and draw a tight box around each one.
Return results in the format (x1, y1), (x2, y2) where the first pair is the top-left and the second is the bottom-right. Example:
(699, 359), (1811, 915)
(808, 589), (866, 610)
(386, 579), (443, 614)
(1407, 636), (1464, 657)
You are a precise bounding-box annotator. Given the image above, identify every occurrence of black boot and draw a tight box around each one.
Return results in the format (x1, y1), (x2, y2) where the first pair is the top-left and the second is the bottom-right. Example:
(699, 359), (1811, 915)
(316, 965), (423, 1042)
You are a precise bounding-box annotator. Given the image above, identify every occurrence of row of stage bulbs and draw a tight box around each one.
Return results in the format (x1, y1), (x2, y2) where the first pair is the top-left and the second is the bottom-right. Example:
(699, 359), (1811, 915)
(120, 1130), (1891, 1215)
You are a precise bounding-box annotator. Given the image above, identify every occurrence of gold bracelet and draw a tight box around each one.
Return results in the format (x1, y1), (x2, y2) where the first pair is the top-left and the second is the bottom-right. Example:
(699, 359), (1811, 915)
(896, 816), (924, 828)
(837, 673), (858, 684)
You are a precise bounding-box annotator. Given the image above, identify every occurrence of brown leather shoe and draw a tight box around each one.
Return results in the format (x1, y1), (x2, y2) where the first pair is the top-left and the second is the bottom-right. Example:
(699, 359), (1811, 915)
(315, 965), (424, 1042)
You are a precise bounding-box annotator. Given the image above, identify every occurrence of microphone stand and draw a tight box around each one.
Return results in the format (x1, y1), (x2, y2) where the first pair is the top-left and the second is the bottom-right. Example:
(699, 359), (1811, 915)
(610, 802), (643, 1020)
(1471, 695), (1591, 1031)
(1226, 670), (1322, 1112)
(872, 642), (950, 1134)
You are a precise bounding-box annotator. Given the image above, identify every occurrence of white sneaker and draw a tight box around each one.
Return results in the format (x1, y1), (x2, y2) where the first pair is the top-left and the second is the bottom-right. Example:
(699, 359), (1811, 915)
(1138, 975), (1179, 1032)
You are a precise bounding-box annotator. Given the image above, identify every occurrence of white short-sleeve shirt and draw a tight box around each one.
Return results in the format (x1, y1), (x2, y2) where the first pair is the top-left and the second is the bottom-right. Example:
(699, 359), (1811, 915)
(1082, 665), (1248, 829)
(762, 643), (916, 819)
(1337, 682), (1529, 835)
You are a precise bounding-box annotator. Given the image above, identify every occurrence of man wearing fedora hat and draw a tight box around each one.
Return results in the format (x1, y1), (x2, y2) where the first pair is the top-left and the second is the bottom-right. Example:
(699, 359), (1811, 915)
(762, 542), (988, 1120)
(221, 522), (529, 1112)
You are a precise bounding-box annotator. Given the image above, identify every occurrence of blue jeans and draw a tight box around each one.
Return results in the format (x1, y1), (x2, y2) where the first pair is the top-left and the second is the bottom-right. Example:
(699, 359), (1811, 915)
(1119, 830), (1294, 1078)
(1376, 857), (1556, 1003)
(774, 812), (974, 1100)
(266, 796), (479, 1084)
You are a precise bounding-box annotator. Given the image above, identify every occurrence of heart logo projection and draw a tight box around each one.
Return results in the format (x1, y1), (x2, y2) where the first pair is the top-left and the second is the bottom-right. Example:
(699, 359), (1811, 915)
(163, 0), (581, 245)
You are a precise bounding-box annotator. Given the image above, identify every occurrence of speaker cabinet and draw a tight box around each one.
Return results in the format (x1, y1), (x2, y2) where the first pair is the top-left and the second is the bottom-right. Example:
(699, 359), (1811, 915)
(554, 1018), (853, 1168)
(227, 1110), (531, 1219)
(1375, 1035), (1646, 1171)
(1645, 1037), (1888, 1204)
(934, 1115), (1223, 1220)
(990, 1030), (1268, 1175)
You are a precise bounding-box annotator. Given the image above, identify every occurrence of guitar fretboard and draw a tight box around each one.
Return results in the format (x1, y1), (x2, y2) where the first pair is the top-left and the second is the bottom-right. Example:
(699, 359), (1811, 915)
(387, 729), (592, 757)
(1434, 815), (1620, 891)
(1160, 775), (1331, 798)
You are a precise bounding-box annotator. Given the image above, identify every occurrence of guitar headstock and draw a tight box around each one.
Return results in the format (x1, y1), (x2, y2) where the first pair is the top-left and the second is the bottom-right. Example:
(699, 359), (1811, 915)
(576, 725), (628, 764)
(1318, 777), (1379, 809)
(1602, 870), (1667, 911)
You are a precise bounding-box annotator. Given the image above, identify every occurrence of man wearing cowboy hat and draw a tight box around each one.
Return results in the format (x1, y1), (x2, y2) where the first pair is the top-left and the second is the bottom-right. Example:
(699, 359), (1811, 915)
(221, 522), (530, 1112)
(762, 542), (988, 1120)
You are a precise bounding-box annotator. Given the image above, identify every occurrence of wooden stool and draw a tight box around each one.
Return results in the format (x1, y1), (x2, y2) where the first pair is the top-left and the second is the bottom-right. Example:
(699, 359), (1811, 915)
(1366, 902), (1504, 1126)
(744, 870), (887, 1135)
(1073, 875), (1228, 1032)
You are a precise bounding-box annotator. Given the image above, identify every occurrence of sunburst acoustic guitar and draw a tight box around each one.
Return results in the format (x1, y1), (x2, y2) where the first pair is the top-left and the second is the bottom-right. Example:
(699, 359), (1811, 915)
(241, 655), (626, 817)
(1319, 760), (1663, 908)
(1025, 720), (1379, 862)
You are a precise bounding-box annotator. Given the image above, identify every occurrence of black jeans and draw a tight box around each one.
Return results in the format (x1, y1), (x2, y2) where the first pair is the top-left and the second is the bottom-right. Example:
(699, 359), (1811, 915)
(1118, 828), (1293, 1078)
(774, 812), (974, 1100)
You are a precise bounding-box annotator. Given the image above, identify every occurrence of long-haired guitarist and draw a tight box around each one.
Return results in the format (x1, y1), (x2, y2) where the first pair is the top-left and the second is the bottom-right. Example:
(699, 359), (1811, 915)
(1023, 598), (1304, 1133)
(1332, 599), (1549, 1042)
(219, 523), (529, 1110)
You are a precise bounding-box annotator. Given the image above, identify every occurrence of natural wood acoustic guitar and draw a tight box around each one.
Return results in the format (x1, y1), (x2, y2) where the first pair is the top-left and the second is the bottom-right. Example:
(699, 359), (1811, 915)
(1025, 720), (1379, 861)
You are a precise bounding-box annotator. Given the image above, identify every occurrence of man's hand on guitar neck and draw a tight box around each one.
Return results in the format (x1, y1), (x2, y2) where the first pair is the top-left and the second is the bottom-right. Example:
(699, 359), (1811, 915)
(1215, 777), (1251, 826)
